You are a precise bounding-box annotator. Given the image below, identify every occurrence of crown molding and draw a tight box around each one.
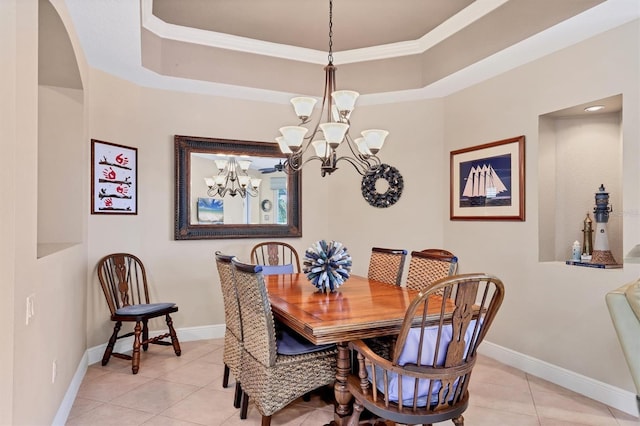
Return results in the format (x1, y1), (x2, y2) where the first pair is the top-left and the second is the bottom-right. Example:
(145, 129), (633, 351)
(66, 0), (639, 105)
(140, 0), (508, 65)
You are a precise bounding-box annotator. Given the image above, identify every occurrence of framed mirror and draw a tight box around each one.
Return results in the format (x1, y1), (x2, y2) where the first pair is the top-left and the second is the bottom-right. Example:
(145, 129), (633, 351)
(175, 135), (302, 240)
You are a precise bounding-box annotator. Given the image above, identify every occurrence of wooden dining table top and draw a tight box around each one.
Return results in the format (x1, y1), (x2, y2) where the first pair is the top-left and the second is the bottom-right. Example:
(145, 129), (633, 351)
(265, 273), (451, 345)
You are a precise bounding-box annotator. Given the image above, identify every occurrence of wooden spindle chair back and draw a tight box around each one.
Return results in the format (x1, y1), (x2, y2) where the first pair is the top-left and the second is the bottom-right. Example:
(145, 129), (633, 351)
(348, 273), (504, 426)
(96, 253), (181, 374)
(98, 253), (149, 313)
(250, 241), (301, 272)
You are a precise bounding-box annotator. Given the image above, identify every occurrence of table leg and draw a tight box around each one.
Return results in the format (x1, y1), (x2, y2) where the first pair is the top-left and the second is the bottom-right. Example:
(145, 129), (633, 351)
(331, 341), (352, 426)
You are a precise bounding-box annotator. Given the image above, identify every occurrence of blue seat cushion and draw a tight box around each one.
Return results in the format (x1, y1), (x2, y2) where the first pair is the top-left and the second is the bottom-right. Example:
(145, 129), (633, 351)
(277, 328), (335, 355)
(369, 319), (480, 407)
(261, 264), (295, 275)
(115, 302), (176, 316)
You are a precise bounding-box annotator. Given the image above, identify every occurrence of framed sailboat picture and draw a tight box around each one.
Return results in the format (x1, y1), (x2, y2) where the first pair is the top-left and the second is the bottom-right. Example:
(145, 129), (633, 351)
(450, 135), (525, 221)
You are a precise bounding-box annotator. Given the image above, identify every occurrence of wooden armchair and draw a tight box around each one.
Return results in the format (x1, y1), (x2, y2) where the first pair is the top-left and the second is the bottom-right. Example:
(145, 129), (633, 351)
(250, 241), (301, 272)
(347, 273), (504, 426)
(368, 247), (408, 286)
(231, 259), (336, 426)
(96, 253), (181, 374)
(214, 252), (244, 410)
(406, 249), (459, 292)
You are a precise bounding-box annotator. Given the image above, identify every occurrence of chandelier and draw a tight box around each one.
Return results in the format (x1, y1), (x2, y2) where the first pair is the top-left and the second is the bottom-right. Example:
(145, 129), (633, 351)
(276, 0), (389, 177)
(204, 156), (261, 198)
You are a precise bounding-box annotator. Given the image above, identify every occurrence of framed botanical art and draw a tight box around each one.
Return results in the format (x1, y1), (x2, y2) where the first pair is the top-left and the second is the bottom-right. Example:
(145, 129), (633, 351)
(450, 135), (525, 221)
(91, 139), (138, 214)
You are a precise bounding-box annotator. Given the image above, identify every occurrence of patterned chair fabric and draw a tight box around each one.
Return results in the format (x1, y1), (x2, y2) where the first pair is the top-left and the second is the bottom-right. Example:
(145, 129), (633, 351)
(231, 259), (337, 426)
(406, 249), (459, 293)
(367, 247), (408, 286)
(214, 252), (244, 410)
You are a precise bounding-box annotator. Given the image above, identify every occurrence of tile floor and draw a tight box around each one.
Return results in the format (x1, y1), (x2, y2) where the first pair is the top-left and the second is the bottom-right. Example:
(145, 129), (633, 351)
(67, 339), (638, 425)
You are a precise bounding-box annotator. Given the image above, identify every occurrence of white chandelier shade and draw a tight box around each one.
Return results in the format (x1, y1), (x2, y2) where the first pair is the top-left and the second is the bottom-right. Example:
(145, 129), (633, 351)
(311, 140), (328, 158)
(319, 122), (349, 147)
(290, 97), (317, 120)
(204, 155), (261, 198)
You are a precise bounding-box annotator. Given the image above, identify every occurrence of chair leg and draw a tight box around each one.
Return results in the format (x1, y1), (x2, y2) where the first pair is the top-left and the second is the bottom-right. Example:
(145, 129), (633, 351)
(452, 415), (464, 426)
(165, 314), (182, 356)
(261, 415), (271, 426)
(142, 319), (149, 351)
(222, 364), (230, 388)
(102, 321), (121, 366)
(233, 382), (243, 408)
(240, 391), (249, 419)
(132, 321), (142, 374)
(346, 399), (364, 426)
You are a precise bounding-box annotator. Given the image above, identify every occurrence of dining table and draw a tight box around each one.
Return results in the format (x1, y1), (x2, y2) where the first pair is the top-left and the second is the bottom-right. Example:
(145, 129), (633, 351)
(264, 272), (454, 426)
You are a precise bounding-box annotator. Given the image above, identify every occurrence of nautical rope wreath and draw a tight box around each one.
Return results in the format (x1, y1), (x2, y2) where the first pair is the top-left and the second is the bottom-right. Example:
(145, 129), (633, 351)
(361, 163), (404, 208)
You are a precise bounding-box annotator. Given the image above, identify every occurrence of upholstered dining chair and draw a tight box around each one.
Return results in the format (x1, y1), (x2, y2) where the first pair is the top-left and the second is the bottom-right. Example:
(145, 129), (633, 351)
(96, 253), (181, 374)
(214, 251), (244, 410)
(231, 258), (337, 426)
(250, 241), (301, 272)
(406, 249), (459, 292)
(367, 247), (408, 286)
(347, 273), (505, 426)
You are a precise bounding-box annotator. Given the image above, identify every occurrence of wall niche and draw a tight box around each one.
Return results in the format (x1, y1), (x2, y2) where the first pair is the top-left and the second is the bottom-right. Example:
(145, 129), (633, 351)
(37, 0), (84, 257)
(538, 94), (622, 264)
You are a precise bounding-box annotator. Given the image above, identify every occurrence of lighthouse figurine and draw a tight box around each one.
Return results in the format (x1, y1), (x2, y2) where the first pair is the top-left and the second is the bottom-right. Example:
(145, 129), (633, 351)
(591, 184), (617, 265)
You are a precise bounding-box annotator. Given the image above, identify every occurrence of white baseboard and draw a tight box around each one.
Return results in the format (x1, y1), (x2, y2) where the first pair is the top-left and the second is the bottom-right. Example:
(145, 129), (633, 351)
(52, 350), (88, 426)
(58, 324), (225, 424)
(86, 324), (225, 365)
(479, 341), (638, 417)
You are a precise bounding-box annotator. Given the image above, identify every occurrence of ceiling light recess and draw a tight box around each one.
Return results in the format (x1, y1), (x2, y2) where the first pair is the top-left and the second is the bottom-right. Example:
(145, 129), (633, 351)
(584, 105), (605, 112)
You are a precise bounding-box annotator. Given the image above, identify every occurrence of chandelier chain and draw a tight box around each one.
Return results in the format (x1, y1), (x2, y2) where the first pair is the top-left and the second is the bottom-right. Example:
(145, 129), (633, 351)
(328, 0), (333, 64)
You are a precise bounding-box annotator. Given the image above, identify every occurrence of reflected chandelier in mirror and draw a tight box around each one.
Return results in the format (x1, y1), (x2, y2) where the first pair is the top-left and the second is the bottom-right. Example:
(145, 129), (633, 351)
(175, 135), (302, 240)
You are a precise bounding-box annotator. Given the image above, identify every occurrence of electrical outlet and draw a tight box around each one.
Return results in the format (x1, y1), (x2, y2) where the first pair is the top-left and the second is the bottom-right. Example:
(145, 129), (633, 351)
(51, 360), (57, 384)
(25, 294), (35, 325)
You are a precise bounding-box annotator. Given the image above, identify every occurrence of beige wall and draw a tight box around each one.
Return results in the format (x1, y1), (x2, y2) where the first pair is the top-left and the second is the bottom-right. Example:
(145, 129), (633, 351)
(443, 21), (640, 392)
(325, 99), (446, 278)
(38, 85), (84, 245)
(1, 2), (19, 423)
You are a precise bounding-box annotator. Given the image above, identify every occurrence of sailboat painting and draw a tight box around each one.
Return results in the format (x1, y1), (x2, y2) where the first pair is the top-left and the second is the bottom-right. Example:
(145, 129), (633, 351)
(450, 135), (524, 221)
(459, 154), (512, 207)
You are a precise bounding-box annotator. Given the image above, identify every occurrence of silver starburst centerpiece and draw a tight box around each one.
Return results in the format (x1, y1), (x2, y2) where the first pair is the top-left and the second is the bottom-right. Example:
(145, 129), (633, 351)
(303, 240), (352, 292)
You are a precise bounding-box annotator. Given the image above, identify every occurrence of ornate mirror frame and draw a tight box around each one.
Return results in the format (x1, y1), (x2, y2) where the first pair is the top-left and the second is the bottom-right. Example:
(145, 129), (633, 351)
(174, 135), (302, 240)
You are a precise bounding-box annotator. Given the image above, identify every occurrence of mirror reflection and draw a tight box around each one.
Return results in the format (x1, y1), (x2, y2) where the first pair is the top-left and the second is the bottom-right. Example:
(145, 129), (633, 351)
(190, 153), (288, 225)
(175, 135), (301, 240)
